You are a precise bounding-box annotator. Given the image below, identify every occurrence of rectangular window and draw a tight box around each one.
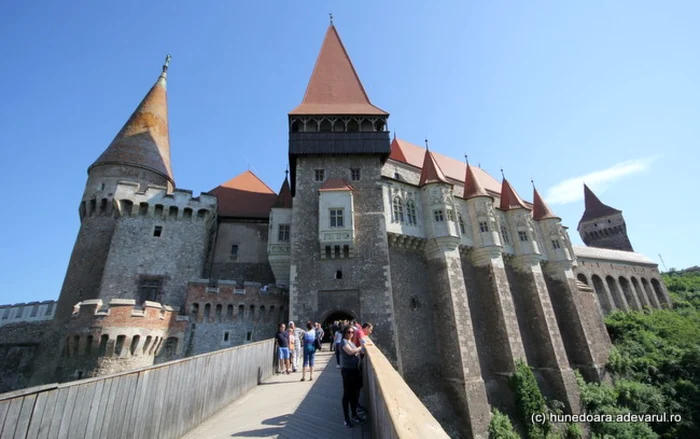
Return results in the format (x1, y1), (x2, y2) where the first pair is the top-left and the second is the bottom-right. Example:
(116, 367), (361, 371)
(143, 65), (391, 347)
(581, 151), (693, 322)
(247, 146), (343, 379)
(479, 221), (489, 233)
(552, 239), (561, 249)
(246, 331), (252, 341)
(231, 244), (239, 260)
(458, 215), (466, 233)
(351, 168), (361, 181)
(329, 209), (344, 228)
(433, 210), (444, 222)
(153, 226), (163, 237)
(314, 169), (325, 182)
(518, 231), (528, 242)
(138, 277), (162, 302)
(501, 226), (510, 244)
(446, 209), (455, 221)
(223, 331), (230, 342)
(278, 224), (290, 242)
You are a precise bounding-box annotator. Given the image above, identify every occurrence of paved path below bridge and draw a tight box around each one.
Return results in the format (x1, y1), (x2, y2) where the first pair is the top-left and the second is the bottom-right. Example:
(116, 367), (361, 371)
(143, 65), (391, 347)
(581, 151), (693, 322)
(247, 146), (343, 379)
(181, 350), (371, 439)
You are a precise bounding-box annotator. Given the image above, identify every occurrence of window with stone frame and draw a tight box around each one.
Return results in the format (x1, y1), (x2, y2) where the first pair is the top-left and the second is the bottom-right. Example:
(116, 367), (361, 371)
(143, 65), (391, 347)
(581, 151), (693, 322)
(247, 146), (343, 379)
(446, 209), (455, 221)
(278, 224), (290, 242)
(350, 168), (361, 181)
(231, 244), (239, 260)
(392, 197), (404, 223)
(138, 277), (162, 302)
(314, 169), (325, 182)
(433, 209), (444, 222)
(552, 239), (561, 249)
(518, 231), (528, 242)
(501, 225), (511, 244)
(329, 208), (344, 228)
(479, 221), (489, 233)
(406, 200), (417, 225)
(458, 214), (466, 233)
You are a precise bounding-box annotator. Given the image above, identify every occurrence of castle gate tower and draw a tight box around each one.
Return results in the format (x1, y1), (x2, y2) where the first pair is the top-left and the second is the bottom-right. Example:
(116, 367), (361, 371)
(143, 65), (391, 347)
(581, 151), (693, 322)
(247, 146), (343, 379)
(287, 23), (399, 358)
(577, 184), (633, 251)
(55, 58), (176, 321)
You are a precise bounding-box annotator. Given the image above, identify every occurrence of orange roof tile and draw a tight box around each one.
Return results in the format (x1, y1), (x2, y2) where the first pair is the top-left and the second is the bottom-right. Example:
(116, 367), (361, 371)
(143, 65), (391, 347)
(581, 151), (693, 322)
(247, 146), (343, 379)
(532, 187), (559, 220)
(579, 184), (621, 224)
(289, 25), (387, 116)
(464, 163), (492, 199)
(388, 138), (502, 194)
(209, 170), (277, 218)
(319, 178), (354, 192)
(419, 149), (449, 186)
(272, 175), (293, 208)
(90, 68), (174, 186)
(499, 179), (530, 211)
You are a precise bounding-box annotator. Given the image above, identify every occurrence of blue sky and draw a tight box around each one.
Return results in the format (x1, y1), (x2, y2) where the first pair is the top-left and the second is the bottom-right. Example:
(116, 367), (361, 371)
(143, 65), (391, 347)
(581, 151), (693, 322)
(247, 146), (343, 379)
(1, 1), (698, 305)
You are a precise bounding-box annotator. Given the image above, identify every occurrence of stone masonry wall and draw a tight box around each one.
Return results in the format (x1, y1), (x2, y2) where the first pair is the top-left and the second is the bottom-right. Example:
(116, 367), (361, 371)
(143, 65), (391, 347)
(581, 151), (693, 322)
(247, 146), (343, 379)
(209, 221), (275, 285)
(289, 155), (398, 361)
(0, 321), (52, 393)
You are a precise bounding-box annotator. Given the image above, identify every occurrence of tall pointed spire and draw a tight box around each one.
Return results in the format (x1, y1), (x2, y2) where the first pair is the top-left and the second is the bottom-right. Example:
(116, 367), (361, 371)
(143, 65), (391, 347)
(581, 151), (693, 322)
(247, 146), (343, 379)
(532, 186), (559, 220)
(499, 179), (530, 210)
(273, 170), (293, 208)
(289, 24), (387, 115)
(463, 162), (491, 199)
(89, 55), (175, 187)
(419, 148), (449, 186)
(579, 184), (621, 223)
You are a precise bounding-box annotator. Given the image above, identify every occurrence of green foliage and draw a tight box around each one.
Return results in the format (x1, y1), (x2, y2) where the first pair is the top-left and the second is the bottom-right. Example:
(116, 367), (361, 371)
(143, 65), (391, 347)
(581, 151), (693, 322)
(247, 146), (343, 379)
(488, 409), (521, 439)
(562, 422), (582, 439)
(510, 360), (551, 439)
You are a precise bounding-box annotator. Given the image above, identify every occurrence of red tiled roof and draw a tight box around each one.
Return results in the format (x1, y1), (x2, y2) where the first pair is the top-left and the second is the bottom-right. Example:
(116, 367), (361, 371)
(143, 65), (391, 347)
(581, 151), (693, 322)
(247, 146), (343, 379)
(90, 70), (174, 186)
(532, 187), (559, 220)
(388, 137), (502, 195)
(272, 176), (293, 208)
(319, 178), (354, 192)
(464, 164), (491, 199)
(209, 170), (277, 218)
(579, 184), (621, 224)
(289, 25), (387, 116)
(499, 179), (530, 211)
(419, 149), (449, 186)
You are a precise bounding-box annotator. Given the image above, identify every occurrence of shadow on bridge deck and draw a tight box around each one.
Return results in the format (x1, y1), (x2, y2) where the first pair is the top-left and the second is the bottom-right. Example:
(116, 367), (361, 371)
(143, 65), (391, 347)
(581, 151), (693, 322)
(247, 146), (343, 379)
(181, 350), (371, 438)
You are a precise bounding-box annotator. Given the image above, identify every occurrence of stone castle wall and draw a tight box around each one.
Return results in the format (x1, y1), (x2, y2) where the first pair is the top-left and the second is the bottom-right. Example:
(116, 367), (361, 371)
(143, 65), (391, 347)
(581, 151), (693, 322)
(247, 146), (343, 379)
(209, 221), (275, 285)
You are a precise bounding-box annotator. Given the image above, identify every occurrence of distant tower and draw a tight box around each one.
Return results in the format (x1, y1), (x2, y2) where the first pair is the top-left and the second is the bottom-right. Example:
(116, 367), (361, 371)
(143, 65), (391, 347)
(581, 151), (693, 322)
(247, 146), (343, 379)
(577, 184), (633, 252)
(54, 57), (176, 320)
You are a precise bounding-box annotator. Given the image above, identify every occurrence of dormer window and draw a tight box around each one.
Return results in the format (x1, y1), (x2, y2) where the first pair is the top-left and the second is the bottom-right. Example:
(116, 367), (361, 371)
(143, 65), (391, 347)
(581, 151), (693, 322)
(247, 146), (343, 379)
(314, 169), (325, 182)
(329, 209), (344, 228)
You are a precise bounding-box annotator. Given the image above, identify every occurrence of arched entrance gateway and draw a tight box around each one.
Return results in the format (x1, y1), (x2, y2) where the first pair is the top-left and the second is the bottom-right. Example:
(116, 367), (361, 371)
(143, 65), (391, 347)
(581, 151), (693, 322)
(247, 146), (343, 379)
(320, 310), (355, 344)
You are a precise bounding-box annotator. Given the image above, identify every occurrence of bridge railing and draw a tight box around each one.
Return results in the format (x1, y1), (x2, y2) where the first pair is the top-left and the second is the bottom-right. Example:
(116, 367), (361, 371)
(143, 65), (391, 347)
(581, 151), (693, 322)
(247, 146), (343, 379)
(363, 339), (450, 438)
(0, 339), (275, 439)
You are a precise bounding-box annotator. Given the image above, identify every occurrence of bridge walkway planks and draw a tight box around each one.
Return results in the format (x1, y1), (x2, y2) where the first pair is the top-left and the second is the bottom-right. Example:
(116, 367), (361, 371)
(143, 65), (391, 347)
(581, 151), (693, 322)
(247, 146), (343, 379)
(180, 350), (371, 439)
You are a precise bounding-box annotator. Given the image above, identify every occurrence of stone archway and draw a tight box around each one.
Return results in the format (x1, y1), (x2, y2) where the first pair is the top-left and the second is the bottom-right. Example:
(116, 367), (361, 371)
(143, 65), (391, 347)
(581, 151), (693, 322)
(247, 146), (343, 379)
(319, 309), (356, 343)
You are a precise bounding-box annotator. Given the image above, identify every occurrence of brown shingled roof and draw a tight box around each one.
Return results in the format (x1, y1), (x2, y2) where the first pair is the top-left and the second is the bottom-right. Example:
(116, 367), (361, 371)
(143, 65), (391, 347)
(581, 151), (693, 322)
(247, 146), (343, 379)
(90, 70), (174, 186)
(210, 170), (277, 219)
(419, 149), (450, 186)
(272, 175), (293, 208)
(532, 187), (559, 220)
(499, 179), (530, 211)
(389, 137), (501, 194)
(319, 178), (354, 192)
(579, 184), (621, 224)
(464, 163), (492, 199)
(289, 25), (387, 116)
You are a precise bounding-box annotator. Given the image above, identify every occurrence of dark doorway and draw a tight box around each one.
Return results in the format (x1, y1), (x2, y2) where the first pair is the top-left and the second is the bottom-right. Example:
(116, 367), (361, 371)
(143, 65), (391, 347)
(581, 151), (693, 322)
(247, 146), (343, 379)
(321, 311), (354, 343)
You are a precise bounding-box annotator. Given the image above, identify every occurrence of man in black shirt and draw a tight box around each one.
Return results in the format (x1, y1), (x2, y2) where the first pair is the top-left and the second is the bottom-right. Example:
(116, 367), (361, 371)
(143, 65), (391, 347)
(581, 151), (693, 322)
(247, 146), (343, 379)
(275, 323), (291, 374)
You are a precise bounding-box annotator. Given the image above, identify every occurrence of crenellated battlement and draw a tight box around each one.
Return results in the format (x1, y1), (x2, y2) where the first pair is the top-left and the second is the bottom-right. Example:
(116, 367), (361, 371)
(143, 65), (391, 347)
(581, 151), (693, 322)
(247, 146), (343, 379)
(68, 298), (188, 330)
(0, 300), (56, 326)
(112, 181), (217, 221)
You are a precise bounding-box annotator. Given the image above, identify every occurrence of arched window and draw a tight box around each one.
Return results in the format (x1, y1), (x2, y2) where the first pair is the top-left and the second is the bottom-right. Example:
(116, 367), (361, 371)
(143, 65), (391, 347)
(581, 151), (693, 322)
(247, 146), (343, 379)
(320, 119), (332, 132)
(347, 119), (359, 132)
(406, 200), (417, 225)
(392, 197), (404, 223)
(458, 214), (466, 234)
(333, 119), (344, 132)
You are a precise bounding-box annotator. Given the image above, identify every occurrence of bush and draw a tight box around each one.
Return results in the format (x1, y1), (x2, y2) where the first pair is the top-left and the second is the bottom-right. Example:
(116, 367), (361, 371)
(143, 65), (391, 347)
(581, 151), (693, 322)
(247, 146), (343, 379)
(488, 409), (521, 439)
(510, 360), (551, 439)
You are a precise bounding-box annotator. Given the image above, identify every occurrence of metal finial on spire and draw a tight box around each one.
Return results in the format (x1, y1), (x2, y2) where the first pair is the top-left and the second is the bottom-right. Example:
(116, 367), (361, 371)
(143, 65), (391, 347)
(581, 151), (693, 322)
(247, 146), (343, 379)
(162, 54), (171, 73)
(329, 12), (334, 25)
(464, 154), (469, 165)
(500, 168), (505, 179)
(531, 178), (536, 189)
(425, 137), (429, 151)
(285, 165), (289, 178)
(393, 131), (396, 140)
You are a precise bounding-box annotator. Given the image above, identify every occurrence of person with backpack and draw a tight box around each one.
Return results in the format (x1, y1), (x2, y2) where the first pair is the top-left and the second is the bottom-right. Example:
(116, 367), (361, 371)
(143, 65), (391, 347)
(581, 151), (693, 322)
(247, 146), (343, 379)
(300, 321), (317, 382)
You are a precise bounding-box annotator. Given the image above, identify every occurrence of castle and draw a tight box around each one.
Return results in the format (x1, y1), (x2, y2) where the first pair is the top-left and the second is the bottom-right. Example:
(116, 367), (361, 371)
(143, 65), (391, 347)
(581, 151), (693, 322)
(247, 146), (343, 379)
(0, 23), (671, 438)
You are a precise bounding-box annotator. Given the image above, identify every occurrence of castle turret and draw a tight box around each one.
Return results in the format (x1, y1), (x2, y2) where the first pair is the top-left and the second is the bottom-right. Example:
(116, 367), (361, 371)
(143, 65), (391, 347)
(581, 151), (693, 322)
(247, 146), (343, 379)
(419, 145), (459, 243)
(464, 164), (501, 256)
(500, 178), (540, 261)
(577, 184), (633, 251)
(55, 57), (175, 321)
(268, 172), (293, 286)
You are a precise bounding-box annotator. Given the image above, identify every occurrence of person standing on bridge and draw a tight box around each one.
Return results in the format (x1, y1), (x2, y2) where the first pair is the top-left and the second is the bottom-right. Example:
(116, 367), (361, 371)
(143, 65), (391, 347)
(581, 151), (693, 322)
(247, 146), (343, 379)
(340, 325), (365, 428)
(275, 323), (291, 374)
(290, 321), (303, 373)
(300, 321), (317, 381)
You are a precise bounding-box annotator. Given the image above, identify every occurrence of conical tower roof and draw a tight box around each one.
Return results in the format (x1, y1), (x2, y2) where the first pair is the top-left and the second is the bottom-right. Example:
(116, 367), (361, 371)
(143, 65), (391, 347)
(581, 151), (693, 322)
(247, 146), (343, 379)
(89, 57), (174, 186)
(463, 163), (492, 199)
(419, 148), (449, 186)
(532, 187), (559, 220)
(272, 172), (293, 208)
(499, 179), (530, 211)
(210, 170), (278, 219)
(289, 24), (387, 116)
(579, 184), (621, 223)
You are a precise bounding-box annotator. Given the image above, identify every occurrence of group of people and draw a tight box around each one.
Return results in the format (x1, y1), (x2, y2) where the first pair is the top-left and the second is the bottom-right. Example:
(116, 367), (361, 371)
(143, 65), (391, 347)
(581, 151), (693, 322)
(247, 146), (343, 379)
(274, 318), (374, 428)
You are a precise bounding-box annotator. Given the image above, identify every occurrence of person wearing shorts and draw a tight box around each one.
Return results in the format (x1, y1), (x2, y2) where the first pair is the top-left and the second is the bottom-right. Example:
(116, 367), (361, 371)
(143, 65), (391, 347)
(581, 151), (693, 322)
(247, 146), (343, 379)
(275, 323), (291, 374)
(300, 321), (317, 381)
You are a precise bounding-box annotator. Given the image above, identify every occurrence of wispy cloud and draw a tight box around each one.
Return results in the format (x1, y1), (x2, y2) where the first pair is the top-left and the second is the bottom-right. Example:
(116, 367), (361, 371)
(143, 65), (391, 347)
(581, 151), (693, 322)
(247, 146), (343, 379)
(546, 156), (661, 205)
